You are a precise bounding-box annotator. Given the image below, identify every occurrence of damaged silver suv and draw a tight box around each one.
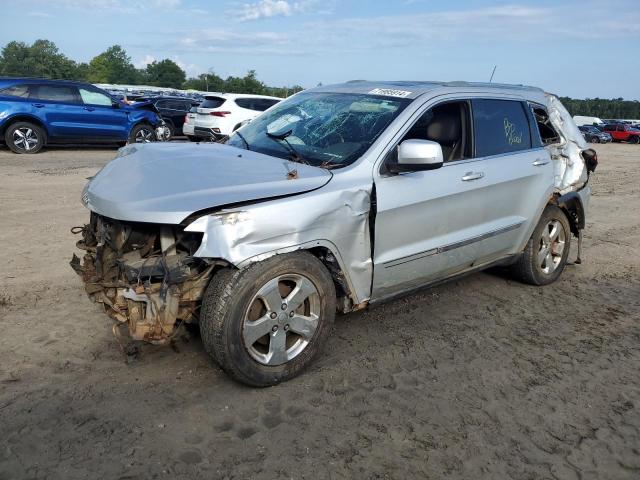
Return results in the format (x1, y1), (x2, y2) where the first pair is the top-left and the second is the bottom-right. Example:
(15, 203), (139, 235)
(71, 81), (596, 386)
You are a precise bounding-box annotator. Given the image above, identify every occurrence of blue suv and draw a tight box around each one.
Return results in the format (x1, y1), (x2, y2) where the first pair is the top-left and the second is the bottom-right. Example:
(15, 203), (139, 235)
(0, 78), (163, 154)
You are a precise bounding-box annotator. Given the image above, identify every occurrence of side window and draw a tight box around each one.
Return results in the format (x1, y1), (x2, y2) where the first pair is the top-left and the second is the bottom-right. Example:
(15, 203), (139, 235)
(530, 105), (560, 146)
(472, 99), (532, 156)
(390, 100), (473, 163)
(79, 88), (112, 106)
(0, 84), (30, 98)
(32, 85), (79, 103)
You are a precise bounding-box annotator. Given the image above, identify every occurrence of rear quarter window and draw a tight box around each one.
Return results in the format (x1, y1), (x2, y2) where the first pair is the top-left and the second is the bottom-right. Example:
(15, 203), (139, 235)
(0, 84), (30, 98)
(472, 99), (532, 157)
(200, 97), (226, 109)
(234, 98), (256, 110)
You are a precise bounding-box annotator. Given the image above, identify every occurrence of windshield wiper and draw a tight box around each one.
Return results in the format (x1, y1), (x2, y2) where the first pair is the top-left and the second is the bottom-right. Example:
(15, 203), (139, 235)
(234, 131), (251, 150)
(266, 130), (308, 164)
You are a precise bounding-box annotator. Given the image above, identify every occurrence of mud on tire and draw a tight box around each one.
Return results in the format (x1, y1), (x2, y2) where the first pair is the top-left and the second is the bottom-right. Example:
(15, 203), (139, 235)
(199, 252), (336, 387)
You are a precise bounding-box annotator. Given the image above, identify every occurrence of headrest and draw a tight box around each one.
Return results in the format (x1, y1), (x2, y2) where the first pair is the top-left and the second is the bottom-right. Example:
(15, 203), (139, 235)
(426, 112), (461, 144)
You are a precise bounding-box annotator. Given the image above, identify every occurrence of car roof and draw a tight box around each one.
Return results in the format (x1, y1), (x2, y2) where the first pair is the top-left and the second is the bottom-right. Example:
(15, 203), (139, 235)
(309, 80), (548, 102)
(0, 77), (96, 88)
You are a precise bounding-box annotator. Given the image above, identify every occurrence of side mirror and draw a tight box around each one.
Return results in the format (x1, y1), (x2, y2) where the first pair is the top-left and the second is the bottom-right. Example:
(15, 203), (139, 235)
(388, 139), (444, 173)
(112, 101), (120, 109)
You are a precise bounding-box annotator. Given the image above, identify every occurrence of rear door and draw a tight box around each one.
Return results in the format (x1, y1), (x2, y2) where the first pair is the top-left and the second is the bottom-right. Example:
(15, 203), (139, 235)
(29, 84), (86, 140)
(77, 87), (129, 140)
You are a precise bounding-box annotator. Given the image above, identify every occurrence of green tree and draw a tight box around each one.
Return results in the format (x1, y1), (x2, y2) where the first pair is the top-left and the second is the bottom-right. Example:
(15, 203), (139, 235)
(0, 39), (83, 79)
(145, 59), (186, 89)
(87, 45), (139, 84)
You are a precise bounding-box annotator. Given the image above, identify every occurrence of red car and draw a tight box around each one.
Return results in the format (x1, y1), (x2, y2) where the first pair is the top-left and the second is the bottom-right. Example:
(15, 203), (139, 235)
(603, 124), (640, 144)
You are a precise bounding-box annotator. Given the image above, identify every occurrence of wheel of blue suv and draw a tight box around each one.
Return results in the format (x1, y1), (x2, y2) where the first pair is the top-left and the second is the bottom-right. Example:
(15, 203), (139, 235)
(510, 206), (571, 286)
(199, 252), (336, 387)
(5, 121), (45, 154)
(128, 123), (156, 144)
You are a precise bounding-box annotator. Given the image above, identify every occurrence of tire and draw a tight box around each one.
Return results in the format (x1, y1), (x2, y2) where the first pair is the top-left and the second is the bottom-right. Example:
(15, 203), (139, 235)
(200, 252), (336, 387)
(162, 121), (174, 140)
(187, 136), (202, 142)
(510, 206), (571, 286)
(128, 123), (156, 144)
(591, 136), (600, 144)
(630, 136), (640, 144)
(4, 122), (45, 154)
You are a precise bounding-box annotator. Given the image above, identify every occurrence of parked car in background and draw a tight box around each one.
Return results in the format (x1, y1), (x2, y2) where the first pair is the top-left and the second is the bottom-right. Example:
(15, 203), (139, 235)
(187, 93), (281, 142)
(602, 124), (640, 144)
(72, 81), (595, 386)
(578, 125), (612, 143)
(182, 105), (197, 138)
(0, 78), (163, 154)
(135, 96), (199, 139)
(573, 115), (604, 127)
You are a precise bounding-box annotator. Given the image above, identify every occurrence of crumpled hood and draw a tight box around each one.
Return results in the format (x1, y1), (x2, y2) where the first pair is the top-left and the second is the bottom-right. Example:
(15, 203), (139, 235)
(83, 142), (332, 224)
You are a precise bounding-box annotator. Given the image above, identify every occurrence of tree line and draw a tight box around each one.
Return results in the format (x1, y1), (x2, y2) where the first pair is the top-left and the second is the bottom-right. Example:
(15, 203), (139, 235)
(2, 40), (639, 115)
(559, 97), (640, 120)
(0, 39), (303, 98)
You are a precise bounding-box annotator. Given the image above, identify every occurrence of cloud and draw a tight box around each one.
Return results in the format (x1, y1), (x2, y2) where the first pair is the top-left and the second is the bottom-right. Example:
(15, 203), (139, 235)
(29, 0), (181, 12)
(236, 0), (318, 21)
(135, 54), (156, 69)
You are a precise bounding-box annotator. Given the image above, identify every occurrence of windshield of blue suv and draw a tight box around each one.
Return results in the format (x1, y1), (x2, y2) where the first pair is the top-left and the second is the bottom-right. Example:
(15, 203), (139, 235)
(226, 92), (411, 168)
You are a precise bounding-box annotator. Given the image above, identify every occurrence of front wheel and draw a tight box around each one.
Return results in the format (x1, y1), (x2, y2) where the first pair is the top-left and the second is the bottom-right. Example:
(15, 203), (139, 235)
(510, 206), (571, 286)
(199, 252), (336, 387)
(630, 136), (640, 144)
(128, 123), (156, 144)
(5, 122), (45, 154)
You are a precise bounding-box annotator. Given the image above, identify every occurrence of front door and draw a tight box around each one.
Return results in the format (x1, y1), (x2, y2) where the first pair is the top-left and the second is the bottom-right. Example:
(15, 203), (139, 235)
(77, 87), (129, 141)
(371, 96), (553, 301)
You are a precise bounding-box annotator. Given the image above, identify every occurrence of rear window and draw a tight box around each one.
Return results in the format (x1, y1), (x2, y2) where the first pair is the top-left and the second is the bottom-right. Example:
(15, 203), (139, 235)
(0, 84), (30, 98)
(200, 97), (226, 109)
(32, 85), (78, 103)
(472, 99), (532, 157)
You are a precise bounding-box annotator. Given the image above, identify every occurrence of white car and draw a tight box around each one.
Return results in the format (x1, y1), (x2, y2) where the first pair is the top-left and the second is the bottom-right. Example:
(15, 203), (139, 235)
(186, 93), (281, 141)
(182, 105), (197, 138)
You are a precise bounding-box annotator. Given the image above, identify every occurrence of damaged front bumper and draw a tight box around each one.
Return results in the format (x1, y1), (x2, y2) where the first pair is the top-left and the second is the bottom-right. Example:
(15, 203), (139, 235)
(70, 213), (221, 345)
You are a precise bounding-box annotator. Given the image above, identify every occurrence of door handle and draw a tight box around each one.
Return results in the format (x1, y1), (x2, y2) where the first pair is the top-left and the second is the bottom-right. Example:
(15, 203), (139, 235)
(532, 159), (550, 166)
(31, 103), (45, 108)
(83, 107), (95, 112)
(461, 171), (485, 181)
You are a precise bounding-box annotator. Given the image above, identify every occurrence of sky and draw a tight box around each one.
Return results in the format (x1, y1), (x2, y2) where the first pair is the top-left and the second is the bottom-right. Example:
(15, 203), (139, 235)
(2, 0), (639, 99)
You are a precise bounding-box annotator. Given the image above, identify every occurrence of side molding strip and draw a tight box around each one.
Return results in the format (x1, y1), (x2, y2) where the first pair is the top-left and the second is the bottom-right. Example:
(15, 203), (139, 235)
(384, 221), (524, 269)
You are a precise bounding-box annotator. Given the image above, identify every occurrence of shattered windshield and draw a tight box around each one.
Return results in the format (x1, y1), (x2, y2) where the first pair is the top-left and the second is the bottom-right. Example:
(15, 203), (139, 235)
(226, 92), (410, 168)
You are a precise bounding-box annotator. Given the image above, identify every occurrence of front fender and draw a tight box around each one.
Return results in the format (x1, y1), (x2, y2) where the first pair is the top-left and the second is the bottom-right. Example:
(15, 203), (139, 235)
(184, 186), (374, 304)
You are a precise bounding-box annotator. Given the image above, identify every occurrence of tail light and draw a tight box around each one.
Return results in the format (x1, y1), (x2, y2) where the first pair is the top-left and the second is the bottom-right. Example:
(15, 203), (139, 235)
(184, 114), (188, 123)
(210, 111), (232, 117)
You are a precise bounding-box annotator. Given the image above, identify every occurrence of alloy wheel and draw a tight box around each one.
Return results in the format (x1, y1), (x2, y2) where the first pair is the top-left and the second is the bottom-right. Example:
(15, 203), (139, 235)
(243, 273), (320, 366)
(538, 219), (566, 274)
(13, 127), (39, 151)
(135, 128), (154, 143)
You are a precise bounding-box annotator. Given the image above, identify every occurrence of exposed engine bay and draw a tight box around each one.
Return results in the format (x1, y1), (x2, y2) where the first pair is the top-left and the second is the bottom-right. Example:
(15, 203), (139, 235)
(70, 212), (222, 345)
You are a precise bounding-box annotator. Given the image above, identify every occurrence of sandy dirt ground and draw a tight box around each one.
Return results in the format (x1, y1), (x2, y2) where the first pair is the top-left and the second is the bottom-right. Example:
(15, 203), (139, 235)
(0, 142), (639, 480)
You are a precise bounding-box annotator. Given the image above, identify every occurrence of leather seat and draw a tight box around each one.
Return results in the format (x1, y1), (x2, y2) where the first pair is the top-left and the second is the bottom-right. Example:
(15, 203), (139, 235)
(425, 107), (462, 161)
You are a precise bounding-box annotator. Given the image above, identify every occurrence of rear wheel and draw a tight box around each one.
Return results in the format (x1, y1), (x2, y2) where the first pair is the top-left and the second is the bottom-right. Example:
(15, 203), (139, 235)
(128, 123), (156, 144)
(199, 252), (336, 387)
(510, 206), (571, 286)
(4, 122), (45, 154)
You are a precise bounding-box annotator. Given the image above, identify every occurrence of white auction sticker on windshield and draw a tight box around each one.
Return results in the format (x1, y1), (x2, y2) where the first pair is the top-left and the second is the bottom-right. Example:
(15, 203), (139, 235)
(368, 88), (412, 98)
